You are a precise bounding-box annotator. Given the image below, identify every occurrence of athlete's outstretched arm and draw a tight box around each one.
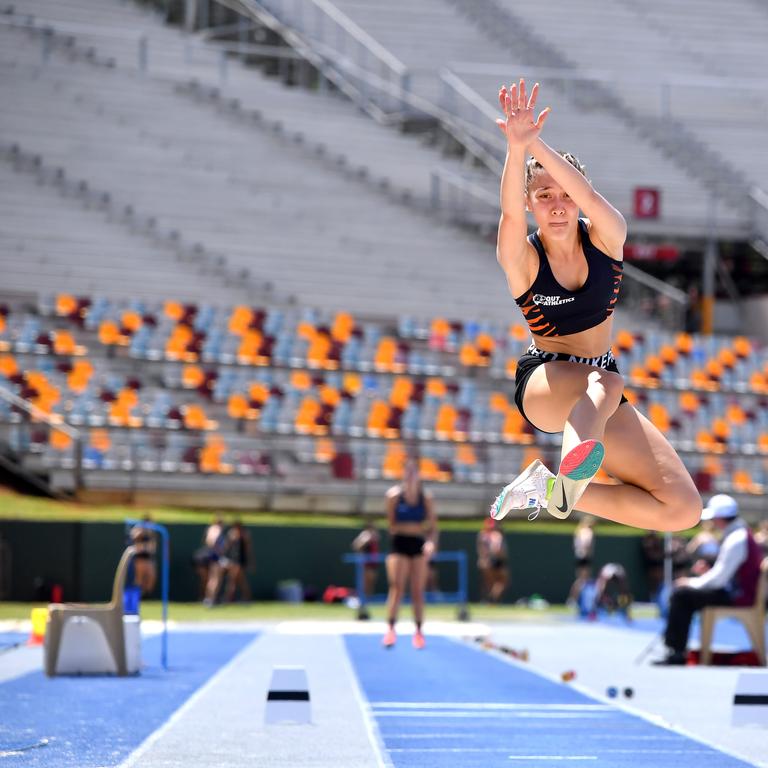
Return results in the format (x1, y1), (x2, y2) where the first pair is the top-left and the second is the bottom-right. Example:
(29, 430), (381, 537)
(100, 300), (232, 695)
(496, 80), (550, 277)
(528, 135), (627, 256)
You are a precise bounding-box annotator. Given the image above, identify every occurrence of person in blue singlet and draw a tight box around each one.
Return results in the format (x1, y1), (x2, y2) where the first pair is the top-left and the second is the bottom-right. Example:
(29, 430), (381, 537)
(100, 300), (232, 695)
(383, 458), (438, 649)
(489, 79), (700, 532)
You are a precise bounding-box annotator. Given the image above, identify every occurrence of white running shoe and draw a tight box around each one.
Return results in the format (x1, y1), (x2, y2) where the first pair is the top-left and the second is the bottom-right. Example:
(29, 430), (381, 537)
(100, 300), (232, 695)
(490, 459), (556, 522)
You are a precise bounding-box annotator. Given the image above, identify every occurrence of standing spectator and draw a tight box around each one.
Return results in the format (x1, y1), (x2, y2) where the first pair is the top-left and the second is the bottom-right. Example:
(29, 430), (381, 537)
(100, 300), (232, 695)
(567, 516), (595, 604)
(382, 459), (438, 649)
(653, 495), (765, 665)
(351, 520), (381, 603)
(202, 516), (228, 607)
(128, 514), (157, 596)
(224, 520), (252, 603)
(476, 518), (509, 604)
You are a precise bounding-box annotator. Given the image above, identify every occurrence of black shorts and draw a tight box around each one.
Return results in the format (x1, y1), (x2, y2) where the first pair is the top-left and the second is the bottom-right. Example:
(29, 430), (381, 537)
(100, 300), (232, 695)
(391, 534), (426, 558)
(514, 344), (629, 434)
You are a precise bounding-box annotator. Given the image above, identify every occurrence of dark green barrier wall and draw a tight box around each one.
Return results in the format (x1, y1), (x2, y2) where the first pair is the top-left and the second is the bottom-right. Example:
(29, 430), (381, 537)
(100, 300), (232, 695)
(0, 521), (652, 604)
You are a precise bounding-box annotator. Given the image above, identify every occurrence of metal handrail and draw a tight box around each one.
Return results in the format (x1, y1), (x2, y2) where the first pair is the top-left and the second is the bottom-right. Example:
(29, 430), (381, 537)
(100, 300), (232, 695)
(0, 386), (83, 491)
(0, 387), (81, 438)
(259, 0), (407, 75)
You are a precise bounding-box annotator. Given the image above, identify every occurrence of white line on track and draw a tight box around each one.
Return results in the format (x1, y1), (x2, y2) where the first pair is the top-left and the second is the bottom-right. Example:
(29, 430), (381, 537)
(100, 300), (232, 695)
(372, 702), (611, 710)
(117, 635), (261, 768)
(373, 711), (617, 718)
(388, 747), (714, 754)
(452, 635), (763, 768)
(342, 638), (392, 768)
(508, 757), (597, 762)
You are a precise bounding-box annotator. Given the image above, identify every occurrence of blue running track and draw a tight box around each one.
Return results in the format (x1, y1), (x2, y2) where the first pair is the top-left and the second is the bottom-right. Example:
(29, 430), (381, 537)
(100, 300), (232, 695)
(0, 631), (255, 767)
(345, 635), (755, 768)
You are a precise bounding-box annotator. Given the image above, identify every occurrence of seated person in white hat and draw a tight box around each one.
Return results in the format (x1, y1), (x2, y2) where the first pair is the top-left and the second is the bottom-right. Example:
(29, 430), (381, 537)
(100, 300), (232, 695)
(653, 494), (764, 665)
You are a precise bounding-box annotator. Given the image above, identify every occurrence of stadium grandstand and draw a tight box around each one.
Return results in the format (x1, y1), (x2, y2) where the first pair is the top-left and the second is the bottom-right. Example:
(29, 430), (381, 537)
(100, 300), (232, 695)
(1, 0), (767, 522)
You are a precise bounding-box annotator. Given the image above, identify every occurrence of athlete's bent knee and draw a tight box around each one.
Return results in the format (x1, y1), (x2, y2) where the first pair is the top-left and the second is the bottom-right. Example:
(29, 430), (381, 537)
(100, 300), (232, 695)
(661, 486), (702, 532)
(586, 370), (624, 410)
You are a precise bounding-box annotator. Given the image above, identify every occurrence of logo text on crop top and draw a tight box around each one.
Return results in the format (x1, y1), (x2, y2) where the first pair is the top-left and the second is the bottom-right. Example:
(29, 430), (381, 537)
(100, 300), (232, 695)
(533, 294), (576, 307)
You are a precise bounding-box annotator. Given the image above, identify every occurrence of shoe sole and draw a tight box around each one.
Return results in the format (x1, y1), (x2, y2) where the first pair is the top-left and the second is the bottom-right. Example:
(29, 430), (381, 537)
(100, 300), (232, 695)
(546, 440), (604, 520)
(490, 459), (545, 520)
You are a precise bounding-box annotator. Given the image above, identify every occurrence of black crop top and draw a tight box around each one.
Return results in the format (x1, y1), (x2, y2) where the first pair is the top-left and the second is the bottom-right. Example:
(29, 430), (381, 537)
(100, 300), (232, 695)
(514, 219), (623, 337)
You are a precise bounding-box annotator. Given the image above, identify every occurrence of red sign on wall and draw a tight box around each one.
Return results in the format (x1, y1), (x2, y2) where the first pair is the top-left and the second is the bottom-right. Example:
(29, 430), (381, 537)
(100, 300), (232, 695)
(634, 188), (660, 219)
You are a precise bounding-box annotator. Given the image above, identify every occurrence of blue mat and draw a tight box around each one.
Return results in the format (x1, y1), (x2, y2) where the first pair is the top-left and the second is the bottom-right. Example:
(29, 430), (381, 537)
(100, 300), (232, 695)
(0, 631), (256, 767)
(346, 635), (754, 768)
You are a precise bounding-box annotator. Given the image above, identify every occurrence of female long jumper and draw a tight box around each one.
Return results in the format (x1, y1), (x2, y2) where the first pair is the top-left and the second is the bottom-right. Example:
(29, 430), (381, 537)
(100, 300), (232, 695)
(490, 79), (700, 532)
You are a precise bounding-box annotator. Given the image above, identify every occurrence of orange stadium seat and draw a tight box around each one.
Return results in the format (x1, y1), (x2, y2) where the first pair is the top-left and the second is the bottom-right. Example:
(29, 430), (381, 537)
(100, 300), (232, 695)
(733, 337), (752, 358)
(308, 333), (332, 369)
(331, 312), (354, 343)
(503, 410), (534, 443)
(320, 385), (340, 407)
(227, 393), (250, 420)
(614, 329), (635, 353)
(182, 403), (216, 431)
(0, 354), (18, 377)
(509, 323), (528, 341)
(757, 434), (768, 453)
(98, 320), (122, 346)
(367, 400), (390, 437)
(182, 365), (205, 389)
(121, 311), (143, 334)
(67, 360), (93, 393)
(749, 371), (768, 393)
(200, 436), (233, 474)
(52, 330), (82, 356)
(237, 329), (263, 365)
(435, 404), (457, 440)
(374, 338), (397, 372)
(315, 438), (336, 463)
(49, 428), (72, 451)
(228, 306), (253, 335)
(342, 372), (362, 395)
(505, 358), (517, 378)
(648, 403), (670, 432)
(166, 325), (195, 362)
(675, 333), (693, 355)
(455, 444), (477, 466)
(56, 294), (78, 317)
(291, 371), (312, 391)
(164, 301), (184, 322)
(249, 382), (270, 405)
(382, 443), (407, 479)
(297, 321), (316, 341)
(679, 392), (700, 414)
(89, 430), (111, 457)
(726, 403), (747, 426)
(460, 343), (480, 367)
(426, 378), (446, 399)
(295, 398), (322, 434)
(390, 377), (413, 410)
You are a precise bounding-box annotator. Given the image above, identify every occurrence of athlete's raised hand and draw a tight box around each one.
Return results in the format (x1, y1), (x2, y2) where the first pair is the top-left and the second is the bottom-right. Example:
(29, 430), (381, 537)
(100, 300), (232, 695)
(496, 79), (550, 149)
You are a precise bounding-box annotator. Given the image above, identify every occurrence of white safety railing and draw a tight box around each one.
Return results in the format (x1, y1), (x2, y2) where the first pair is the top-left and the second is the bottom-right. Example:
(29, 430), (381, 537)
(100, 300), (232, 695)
(249, 0), (412, 114)
(0, 385), (83, 491)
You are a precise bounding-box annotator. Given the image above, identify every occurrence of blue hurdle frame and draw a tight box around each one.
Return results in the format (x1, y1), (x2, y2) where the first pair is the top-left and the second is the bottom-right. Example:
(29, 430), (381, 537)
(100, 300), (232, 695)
(343, 550), (469, 620)
(124, 519), (170, 670)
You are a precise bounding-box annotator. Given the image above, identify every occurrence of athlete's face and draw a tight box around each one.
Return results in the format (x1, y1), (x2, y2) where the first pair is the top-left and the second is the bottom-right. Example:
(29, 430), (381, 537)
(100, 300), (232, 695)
(526, 171), (579, 239)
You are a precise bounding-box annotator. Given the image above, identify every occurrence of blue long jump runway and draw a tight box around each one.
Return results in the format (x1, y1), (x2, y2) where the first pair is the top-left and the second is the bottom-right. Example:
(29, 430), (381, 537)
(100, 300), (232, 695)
(345, 635), (755, 768)
(0, 631), (256, 767)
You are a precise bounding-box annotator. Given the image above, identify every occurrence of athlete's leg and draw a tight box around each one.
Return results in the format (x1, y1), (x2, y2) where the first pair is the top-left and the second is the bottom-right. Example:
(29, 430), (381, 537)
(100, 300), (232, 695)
(575, 403), (701, 531)
(409, 554), (429, 628)
(385, 554), (410, 625)
(522, 361), (625, 459)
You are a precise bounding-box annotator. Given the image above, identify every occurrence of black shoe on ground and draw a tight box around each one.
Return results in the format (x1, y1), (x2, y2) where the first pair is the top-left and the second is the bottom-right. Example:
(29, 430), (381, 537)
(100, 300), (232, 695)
(651, 650), (687, 666)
